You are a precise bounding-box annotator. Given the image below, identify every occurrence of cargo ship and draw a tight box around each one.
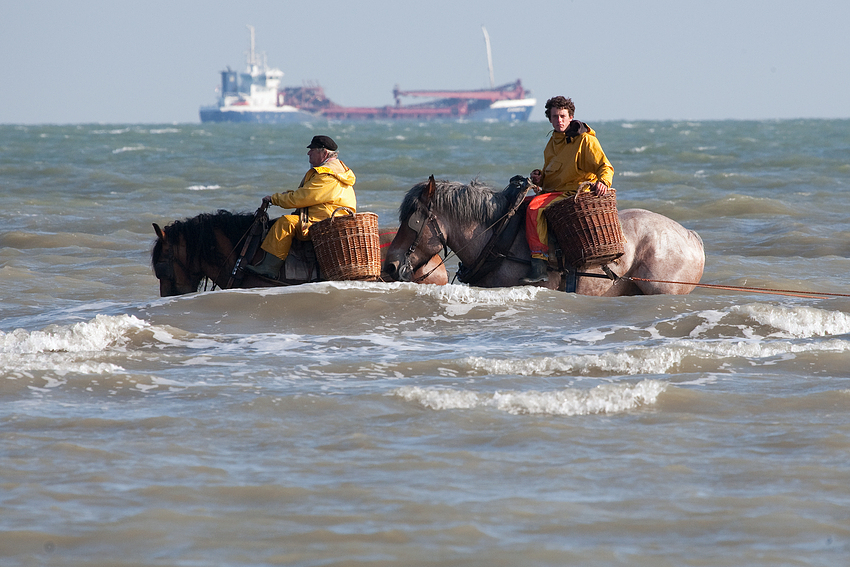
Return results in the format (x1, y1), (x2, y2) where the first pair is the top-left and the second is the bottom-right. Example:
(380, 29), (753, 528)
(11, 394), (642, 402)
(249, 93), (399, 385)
(199, 26), (536, 124)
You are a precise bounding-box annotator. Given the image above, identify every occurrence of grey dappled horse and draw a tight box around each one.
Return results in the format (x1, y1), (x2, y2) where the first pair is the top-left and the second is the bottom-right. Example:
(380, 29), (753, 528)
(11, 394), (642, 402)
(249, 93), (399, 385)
(384, 177), (705, 296)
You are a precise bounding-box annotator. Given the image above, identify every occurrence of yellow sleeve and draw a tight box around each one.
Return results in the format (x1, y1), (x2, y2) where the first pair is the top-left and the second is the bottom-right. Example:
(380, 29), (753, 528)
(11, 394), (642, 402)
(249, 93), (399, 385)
(578, 136), (614, 188)
(270, 168), (347, 209)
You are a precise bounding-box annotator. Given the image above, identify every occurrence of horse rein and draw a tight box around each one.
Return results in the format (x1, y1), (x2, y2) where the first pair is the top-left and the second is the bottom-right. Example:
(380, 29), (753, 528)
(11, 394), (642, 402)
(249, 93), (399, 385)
(399, 197), (448, 282)
(223, 203), (269, 289)
(402, 177), (534, 285)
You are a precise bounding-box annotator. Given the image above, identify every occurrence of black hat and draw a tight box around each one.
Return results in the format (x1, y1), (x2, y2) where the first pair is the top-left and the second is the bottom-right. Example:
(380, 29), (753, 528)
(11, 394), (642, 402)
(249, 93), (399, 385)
(307, 135), (338, 151)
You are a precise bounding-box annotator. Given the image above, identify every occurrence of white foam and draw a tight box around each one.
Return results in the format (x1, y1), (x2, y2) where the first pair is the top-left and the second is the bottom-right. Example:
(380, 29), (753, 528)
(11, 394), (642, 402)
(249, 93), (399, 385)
(464, 345), (691, 376)
(424, 283), (543, 308)
(1, 315), (152, 379)
(1, 314), (149, 354)
(393, 379), (666, 416)
(733, 304), (850, 338)
(112, 145), (146, 154)
(464, 332), (849, 377)
(235, 281), (546, 315)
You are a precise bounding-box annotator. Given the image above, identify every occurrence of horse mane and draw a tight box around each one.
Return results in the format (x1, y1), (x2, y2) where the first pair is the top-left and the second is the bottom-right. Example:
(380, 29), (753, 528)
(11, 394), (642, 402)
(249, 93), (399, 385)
(399, 178), (520, 226)
(151, 209), (256, 267)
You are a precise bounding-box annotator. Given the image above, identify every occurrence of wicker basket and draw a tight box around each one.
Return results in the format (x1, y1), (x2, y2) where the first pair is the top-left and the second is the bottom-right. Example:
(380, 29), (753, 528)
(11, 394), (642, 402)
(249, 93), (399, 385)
(310, 207), (381, 281)
(544, 187), (626, 268)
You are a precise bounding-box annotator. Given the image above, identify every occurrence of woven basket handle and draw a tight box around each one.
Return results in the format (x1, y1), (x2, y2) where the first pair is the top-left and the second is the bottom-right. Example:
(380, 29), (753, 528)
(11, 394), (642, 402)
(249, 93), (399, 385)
(330, 207), (355, 220)
(572, 182), (592, 202)
(574, 182), (616, 202)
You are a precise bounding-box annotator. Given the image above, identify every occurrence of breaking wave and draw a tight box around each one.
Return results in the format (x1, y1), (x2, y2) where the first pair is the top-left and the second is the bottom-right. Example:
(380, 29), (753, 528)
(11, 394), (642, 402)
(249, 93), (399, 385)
(393, 379), (666, 416)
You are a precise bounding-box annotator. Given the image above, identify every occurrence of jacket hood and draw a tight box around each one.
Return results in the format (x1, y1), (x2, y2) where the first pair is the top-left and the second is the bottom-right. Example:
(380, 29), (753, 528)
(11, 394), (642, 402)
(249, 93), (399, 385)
(553, 120), (595, 143)
(314, 158), (356, 186)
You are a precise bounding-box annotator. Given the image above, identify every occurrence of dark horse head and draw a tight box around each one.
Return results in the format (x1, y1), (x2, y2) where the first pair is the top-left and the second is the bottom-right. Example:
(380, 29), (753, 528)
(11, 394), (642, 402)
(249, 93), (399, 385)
(383, 175), (523, 283)
(151, 210), (256, 296)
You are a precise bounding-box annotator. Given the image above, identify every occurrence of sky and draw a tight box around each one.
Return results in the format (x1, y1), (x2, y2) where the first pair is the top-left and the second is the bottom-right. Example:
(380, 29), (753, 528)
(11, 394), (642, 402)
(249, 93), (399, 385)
(2, 0), (849, 124)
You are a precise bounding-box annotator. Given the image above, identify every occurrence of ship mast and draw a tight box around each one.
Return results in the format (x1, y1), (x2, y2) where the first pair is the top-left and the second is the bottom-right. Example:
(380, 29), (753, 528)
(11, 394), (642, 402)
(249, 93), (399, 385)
(481, 26), (495, 88)
(247, 24), (257, 69)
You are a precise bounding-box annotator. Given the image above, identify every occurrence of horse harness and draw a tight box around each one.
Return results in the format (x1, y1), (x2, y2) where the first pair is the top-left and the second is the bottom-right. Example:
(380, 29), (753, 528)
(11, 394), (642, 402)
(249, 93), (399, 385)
(153, 250), (179, 283)
(399, 195), (449, 282)
(225, 203), (270, 289)
(453, 176), (622, 292)
(154, 237), (193, 287)
(455, 177), (531, 286)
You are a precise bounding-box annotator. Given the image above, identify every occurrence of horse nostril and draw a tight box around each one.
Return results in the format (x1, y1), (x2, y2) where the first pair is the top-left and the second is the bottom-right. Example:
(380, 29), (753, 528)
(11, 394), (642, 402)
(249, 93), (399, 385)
(385, 260), (399, 278)
(398, 264), (413, 282)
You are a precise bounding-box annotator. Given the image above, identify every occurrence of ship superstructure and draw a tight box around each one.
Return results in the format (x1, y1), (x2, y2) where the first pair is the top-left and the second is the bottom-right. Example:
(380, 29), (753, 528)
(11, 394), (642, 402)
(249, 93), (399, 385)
(199, 25), (314, 123)
(199, 26), (536, 123)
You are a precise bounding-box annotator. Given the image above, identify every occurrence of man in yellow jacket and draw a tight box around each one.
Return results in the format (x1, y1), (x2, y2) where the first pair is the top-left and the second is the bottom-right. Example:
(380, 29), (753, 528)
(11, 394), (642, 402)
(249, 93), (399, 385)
(521, 96), (614, 284)
(248, 135), (356, 278)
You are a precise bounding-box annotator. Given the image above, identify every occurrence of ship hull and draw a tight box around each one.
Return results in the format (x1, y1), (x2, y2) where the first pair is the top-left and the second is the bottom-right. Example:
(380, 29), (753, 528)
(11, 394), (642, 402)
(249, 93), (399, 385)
(318, 99), (537, 122)
(468, 99), (535, 122)
(199, 106), (316, 124)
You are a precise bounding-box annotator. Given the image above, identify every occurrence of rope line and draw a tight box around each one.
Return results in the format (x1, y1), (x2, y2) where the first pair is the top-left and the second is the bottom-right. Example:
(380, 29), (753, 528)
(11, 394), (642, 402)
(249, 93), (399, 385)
(624, 277), (850, 299)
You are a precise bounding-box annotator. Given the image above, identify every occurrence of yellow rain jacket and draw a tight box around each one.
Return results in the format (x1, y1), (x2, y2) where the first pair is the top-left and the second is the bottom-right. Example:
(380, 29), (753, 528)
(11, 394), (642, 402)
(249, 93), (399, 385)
(528, 122), (614, 258)
(261, 159), (357, 260)
(539, 123), (614, 195)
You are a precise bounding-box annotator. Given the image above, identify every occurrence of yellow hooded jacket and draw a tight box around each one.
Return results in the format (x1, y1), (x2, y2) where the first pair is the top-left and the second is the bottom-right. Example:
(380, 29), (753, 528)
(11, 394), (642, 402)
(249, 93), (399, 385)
(269, 158), (357, 238)
(540, 123), (613, 196)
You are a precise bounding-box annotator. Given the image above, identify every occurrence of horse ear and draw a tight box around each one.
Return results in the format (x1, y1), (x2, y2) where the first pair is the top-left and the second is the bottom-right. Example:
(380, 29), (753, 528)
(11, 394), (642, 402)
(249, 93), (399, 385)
(153, 223), (165, 240)
(424, 175), (436, 202)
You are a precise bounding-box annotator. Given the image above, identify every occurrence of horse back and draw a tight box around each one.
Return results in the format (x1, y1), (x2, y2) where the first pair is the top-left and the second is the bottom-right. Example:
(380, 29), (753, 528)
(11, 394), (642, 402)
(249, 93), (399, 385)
(280, 239), (321, 284)
(248, 220), (395, 285)
(616, 208), (705, 294)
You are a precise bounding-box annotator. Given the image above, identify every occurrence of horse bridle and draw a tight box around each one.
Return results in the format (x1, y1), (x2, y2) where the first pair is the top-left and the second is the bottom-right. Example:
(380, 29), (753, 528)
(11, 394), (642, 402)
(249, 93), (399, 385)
(399, 197), (448, 282)
(154, 242), (199, 292)
(153, 249), (177, 282)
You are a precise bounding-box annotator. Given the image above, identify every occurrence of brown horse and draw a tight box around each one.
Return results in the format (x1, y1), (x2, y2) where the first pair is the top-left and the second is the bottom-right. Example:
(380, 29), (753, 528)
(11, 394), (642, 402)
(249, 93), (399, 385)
(152, 209), (447, 297)
(383, 177), (705, 295)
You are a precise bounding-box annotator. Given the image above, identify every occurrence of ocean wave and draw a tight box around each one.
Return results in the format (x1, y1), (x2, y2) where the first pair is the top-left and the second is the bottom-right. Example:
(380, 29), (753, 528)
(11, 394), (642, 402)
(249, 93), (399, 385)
(1, 315), (151, 381)
(1, 314), (149, 354)
(0, 314), (225, 387)
(392, 379), (666, 416)
(91, 128), (131, 135)
(463, 334), (850, 378)
(157, 281), (548, 321)
(186, 184), (222, 191)
(463, 348), (691, 377)
(732, 303), (850, 338)
(112, 145), (146, 154)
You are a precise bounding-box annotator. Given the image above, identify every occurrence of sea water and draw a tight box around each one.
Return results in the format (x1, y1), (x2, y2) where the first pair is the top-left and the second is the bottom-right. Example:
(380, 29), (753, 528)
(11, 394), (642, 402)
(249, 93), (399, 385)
(1, 120), (849, 566)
